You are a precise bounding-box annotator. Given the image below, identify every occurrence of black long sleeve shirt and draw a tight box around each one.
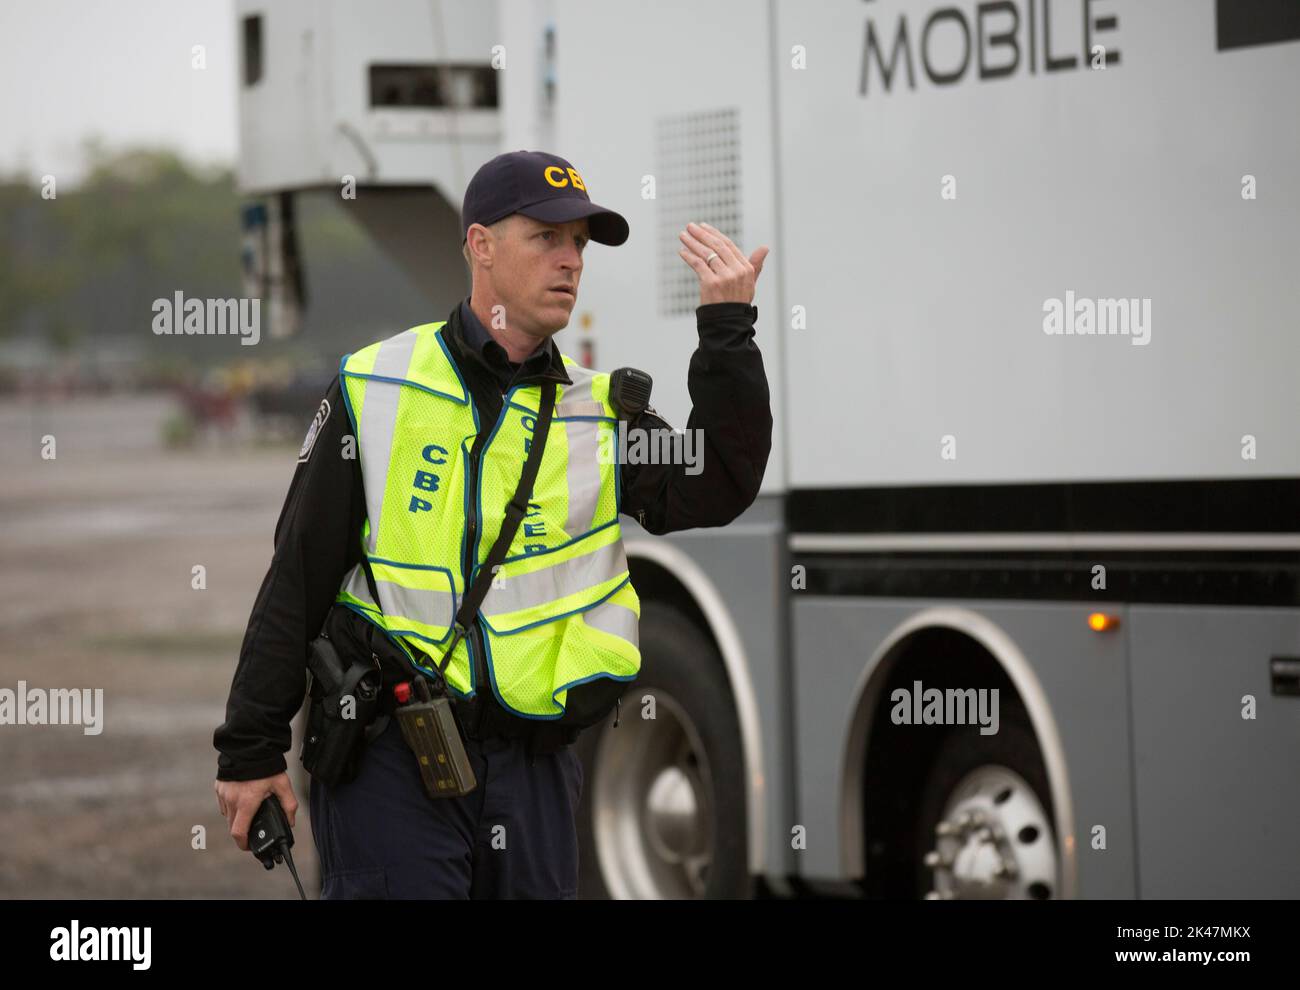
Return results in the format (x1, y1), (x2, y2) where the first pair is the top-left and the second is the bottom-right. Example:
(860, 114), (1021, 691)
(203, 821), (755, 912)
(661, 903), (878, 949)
(214, 297), (772, 781)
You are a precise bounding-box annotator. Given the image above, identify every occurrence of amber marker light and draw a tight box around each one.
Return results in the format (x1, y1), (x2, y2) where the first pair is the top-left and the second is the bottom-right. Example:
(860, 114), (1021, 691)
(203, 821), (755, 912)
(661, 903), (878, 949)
(1087, 612), (1120, 632)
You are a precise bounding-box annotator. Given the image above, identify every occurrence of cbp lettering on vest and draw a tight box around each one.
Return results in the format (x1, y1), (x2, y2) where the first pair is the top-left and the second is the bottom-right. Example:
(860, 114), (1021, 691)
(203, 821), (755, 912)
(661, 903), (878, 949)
(523, 501), (546, 554)
(213, 149), (772, 899)
(521, 413), (536, 454)
(409, 443), (448, 512)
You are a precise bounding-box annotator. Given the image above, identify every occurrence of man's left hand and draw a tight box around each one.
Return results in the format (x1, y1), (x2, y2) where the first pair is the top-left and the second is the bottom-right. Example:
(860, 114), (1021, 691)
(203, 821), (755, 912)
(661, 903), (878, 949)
(678, 221), (769, 306)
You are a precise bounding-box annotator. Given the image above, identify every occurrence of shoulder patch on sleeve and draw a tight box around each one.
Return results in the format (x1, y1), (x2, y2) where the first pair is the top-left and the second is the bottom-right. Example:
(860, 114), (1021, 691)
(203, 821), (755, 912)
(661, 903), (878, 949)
(298, 399), (331, 463)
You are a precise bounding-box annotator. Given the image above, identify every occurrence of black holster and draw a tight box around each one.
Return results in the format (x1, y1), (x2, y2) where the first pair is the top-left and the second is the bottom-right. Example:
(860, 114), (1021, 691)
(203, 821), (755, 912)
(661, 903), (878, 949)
(300, 633), (384, 788)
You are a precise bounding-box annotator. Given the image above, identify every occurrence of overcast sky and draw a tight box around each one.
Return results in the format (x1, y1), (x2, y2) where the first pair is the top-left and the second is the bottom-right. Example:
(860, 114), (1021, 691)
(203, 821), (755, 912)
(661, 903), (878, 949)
(0, 0), (238, 185)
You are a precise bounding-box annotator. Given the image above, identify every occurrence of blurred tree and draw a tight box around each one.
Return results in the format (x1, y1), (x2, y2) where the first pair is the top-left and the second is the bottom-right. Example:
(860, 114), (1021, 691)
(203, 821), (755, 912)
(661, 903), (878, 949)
(0, 140), (429, 374)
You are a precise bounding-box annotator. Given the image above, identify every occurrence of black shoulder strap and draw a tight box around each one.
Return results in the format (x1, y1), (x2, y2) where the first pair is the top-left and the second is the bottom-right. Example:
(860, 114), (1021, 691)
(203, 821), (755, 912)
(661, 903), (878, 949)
(436, 381), (557, 676)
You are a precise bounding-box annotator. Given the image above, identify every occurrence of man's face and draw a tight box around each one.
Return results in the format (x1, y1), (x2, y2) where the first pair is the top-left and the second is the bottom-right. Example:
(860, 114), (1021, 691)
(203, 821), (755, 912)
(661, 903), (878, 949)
(482, 214), (589, 335)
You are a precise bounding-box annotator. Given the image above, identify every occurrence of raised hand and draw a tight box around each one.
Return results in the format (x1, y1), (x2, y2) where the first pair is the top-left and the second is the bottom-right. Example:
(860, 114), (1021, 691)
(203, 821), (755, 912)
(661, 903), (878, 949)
(678, 221), (769, 306)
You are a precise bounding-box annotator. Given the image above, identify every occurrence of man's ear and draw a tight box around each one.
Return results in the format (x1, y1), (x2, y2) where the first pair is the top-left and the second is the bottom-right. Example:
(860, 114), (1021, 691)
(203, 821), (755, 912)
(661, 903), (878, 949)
(467, 223), (493, 267)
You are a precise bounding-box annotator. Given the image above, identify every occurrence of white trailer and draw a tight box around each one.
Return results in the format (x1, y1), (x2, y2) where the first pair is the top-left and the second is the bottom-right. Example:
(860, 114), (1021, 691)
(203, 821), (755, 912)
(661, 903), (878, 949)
(237, 0), (1300, 898)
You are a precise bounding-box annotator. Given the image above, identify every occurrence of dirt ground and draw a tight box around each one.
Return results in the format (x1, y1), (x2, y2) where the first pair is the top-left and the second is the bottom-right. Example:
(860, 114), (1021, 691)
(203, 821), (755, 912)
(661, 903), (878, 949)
(0, 396), (321, 898)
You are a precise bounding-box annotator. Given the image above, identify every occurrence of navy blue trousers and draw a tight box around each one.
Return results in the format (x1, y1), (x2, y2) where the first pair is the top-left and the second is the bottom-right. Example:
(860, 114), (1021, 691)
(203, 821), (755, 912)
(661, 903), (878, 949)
(309, 715), (583, 899)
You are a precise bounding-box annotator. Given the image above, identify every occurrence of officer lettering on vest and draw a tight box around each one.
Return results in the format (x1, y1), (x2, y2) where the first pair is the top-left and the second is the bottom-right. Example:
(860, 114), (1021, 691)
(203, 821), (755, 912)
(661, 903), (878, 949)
(213, 150), (771, 899)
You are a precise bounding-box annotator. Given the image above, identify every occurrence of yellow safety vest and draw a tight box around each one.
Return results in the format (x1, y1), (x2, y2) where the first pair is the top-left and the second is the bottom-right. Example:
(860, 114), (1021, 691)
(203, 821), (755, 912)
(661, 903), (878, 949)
(333, 321), (640, 720)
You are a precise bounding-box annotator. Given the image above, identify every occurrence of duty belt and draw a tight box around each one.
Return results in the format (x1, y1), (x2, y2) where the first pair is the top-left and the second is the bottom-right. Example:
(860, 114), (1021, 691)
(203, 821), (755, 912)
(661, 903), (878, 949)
(455, 691), (580, 752)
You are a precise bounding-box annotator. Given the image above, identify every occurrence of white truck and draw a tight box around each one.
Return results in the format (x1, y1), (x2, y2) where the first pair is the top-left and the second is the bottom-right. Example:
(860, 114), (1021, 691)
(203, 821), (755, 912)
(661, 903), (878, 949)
(237, 0), (1300, 899)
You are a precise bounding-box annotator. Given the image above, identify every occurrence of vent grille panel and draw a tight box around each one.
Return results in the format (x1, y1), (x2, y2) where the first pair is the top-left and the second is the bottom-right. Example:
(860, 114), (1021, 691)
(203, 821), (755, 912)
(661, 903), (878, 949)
(655, 107), (742, 317)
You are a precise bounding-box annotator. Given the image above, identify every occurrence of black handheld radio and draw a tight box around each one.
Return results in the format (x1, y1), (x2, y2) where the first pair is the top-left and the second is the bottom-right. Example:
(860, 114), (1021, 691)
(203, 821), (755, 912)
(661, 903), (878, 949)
(249, 794), (307, 900)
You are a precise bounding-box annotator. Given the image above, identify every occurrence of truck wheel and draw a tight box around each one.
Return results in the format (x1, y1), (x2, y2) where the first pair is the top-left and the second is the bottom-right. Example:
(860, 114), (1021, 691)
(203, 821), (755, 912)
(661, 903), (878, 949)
(574, 601), (750, 899)
(913, 722), (1059, 900)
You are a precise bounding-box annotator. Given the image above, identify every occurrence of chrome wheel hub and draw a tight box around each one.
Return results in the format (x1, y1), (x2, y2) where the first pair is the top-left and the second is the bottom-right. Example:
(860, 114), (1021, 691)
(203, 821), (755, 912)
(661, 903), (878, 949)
(924, 765), (1057, 900)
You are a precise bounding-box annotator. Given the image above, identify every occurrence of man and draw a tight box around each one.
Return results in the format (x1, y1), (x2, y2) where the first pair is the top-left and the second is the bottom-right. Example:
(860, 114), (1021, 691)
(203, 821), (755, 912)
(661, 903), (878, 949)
(213, 150), (771, 898)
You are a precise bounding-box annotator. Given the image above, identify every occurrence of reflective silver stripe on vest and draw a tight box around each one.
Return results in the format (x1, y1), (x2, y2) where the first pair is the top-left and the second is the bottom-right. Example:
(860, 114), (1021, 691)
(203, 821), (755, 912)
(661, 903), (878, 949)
(342, 562), (376, 608)
(358, 329), (419, 552)
(555, 400), (604, 418)
(375, 579), (455, 633)
(482, 539), (628, 619)
(561, 369), (596, 410)
(581, 597), (639, 646)
(561, 369), (602, 539)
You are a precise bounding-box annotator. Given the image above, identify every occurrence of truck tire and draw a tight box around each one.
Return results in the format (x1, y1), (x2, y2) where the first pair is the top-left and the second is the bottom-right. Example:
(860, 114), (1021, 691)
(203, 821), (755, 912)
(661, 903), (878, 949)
(574, 601), (751, 899)
(913, 721), (1060, 900)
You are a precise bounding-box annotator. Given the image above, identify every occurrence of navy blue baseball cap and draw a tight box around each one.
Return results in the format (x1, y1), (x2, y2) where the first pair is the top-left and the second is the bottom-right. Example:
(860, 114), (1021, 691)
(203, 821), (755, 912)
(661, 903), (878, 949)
(461, 150), (629, 247)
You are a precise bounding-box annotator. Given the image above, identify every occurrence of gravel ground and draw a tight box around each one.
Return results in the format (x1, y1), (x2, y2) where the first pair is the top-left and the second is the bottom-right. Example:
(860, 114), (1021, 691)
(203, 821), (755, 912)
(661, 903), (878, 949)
(0, 397), (319, 898)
